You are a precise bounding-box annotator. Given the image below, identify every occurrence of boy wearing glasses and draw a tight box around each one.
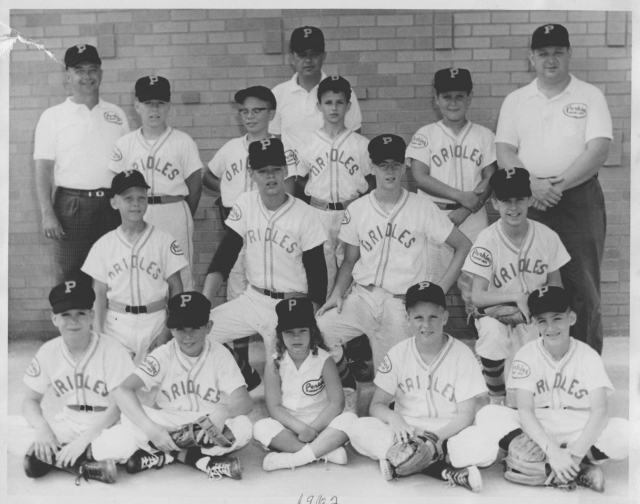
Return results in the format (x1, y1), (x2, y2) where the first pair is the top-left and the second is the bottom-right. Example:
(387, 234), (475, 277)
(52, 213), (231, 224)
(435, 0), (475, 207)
(316, 135), (471, 385)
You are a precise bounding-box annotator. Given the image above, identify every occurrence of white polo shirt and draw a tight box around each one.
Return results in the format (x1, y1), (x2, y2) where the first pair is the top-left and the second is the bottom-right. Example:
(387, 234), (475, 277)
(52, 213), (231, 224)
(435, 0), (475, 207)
(269, 71), (362, 153)
(34, 97), (130, 190)
(495, 75), (612, 178)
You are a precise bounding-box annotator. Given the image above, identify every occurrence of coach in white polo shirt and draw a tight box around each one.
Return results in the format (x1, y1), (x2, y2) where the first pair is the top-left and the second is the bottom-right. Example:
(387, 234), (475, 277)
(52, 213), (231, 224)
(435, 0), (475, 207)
(34, 44), (130, 283)
(495, 24), (612, 355)
(269, 26), (362, 153)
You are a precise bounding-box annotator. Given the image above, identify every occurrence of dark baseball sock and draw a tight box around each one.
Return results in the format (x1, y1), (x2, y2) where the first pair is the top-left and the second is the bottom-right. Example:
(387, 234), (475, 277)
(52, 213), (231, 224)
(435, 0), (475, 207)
(233, 336), (251, 363)
(175, 447), (203, 467)
(335, 355), (357, 390)
(480, 357), (506, 397)
(420, 459), (450, 480)
(498, 428), (523, 452)
(583, 445), (608, 464)
(225, 344), (258, 384)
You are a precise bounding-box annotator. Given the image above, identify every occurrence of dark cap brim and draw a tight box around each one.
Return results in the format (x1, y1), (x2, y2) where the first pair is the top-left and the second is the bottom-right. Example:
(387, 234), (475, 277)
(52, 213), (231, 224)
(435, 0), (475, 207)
(52, 299), (94, 314)
(166, 312), (210, 329)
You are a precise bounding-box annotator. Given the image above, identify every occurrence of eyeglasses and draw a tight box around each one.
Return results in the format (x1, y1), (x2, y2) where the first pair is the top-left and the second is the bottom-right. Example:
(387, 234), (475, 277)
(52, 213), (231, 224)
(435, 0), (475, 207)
(239, 108), (269, 117)
(376, 162), (405, 172)
(71, 68), (101, 78)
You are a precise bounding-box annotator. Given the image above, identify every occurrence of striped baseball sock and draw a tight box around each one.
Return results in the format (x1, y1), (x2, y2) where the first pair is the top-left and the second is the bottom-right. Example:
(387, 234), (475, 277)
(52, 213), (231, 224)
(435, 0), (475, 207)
(583, 446), (608, 464)
(233, 336), (251, 364)
(335, 355), (357, 390)
(225, 344), (257, 384)
(480, 357), (506, 397)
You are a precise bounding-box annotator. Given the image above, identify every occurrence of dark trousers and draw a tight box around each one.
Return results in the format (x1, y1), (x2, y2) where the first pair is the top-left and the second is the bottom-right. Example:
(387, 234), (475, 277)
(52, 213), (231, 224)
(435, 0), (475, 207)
(53, 188), (121, 283)
(527, 176), (606, 354)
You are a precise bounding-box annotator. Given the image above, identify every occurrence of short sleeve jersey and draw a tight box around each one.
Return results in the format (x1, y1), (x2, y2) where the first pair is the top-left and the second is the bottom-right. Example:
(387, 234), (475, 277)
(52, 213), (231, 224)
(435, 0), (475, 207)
(405, 121), (496, 205)
(109, 127), (202, 197)
(375, 335), (487, 420)
(507, 338), (614, 410)
(339, 189), (454, 294)
(495, 75), (613, 178)
(24, 332), (134, 411)
(34, 97), (130, 189)
(136, 339), (246, 413)
(297, 128), (371, 202)
(226, 192), (326, 293)
(81, 225), (189, 306)
(462, 220), (570, 294)
(207, 134), (299, 208)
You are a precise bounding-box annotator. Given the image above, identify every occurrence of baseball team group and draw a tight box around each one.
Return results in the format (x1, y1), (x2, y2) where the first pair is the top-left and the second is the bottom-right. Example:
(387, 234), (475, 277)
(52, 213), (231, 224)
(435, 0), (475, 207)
(7, 20), (629, 494)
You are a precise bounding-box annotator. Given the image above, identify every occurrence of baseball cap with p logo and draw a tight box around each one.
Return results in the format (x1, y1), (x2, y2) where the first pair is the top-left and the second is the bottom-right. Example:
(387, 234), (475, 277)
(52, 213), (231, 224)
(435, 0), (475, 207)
(489, 167), (532, 201)
(368, 134), (407, 165)
(528, 286), (571, 316)
(405, 281), (447, 310)
(290, 26), (325, 53)
(248, 138), (287, 171)
(317, 75), (352, 103)
(111, 169), (150, 195)
(531, 24), (570, 50)
(434, 67), (473, 94)
(49, 277), (95, 314)
(135, 75), (171, 103)
(64, 44), (101, 68)
(166, 291), (211, 329)
(275, 298), (316, 332)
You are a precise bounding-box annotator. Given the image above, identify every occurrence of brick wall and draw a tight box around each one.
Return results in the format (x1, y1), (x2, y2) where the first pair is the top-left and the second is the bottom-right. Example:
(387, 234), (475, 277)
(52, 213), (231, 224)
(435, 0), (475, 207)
(8, 9), (631, 339)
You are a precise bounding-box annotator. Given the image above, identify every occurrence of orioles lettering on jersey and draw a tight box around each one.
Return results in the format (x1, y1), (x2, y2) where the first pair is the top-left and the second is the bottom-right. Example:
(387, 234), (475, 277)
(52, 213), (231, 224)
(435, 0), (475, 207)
(534, 373), (588, 400)
(158, 380), (221, 404)
(492, 259), (549, 288)
(51, 373), (109, 398)
(360, 223), (416, 251)
(222, 156), (249, 182)
(131, 156), (180, 181)
(246, 226), (299, 254)
(430, 143), (484, 168)
(397, 374), (455, 403)
(107, 255), (163, 281)
(309, 148), (360, 177)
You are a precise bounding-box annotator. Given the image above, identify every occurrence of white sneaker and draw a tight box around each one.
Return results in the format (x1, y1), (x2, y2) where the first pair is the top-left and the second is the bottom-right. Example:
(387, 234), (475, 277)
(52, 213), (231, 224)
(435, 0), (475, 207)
(262, 452), (296, 472)
(442, 465), (482, 492)
(321, 447), (347, 465)
(379, 458), (395, 481)
(343, 387), (358, 414)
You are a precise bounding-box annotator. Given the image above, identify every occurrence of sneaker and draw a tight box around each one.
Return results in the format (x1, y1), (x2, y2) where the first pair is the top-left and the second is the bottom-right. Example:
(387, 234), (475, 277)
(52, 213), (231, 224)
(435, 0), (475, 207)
(246, 368), (262, 392)
(205, 455), (242, 480)
(442, 466), (482, 492)
(126, 449), (170, 474)
(379, 458), (395, 481)
(75, 459), (117, 485)
(23, 445), (52, 478)
(489, 394), (506, 406)
(576, 463), (605, 493)
(320, 447), (347, 466)
(262, 452), (296, 472)
(348, 359), (373, 382)
(343, 387), (358, 414)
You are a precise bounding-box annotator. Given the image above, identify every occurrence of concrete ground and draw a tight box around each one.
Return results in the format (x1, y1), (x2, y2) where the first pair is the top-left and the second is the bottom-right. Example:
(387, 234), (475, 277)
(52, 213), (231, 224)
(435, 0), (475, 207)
(5, 337), (633, 504)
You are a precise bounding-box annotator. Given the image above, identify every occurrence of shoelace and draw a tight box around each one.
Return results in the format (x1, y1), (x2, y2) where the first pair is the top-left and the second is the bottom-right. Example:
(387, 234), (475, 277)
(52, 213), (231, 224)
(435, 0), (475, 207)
(443, 470), (466, 489)
(140, 455), (160, 470)
(207, 462), (232, 481)
(74, 463), (103, 486)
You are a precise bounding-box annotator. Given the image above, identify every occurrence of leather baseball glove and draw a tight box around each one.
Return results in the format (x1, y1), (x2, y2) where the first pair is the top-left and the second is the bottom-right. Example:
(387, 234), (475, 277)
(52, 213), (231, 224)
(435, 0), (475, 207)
(475, 303), (527, 327)
(170, 415), (236, 449)
(385, 431), (441, 477)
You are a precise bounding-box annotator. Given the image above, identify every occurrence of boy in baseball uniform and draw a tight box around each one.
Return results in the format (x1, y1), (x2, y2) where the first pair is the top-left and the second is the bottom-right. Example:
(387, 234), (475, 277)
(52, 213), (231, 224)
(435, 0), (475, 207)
(203, 138), (327, 378)
(109, 76), (202, 291)
(316, 134), (471, 390)
(406, 68), (497, 313)
(82, 170), (187, 365)
(462, 168), (570, 404)
(91, 291), (253, 481)
(345, 282), (492, 492)
(470, 286), (629, 492)
(8, 278), (134, 484)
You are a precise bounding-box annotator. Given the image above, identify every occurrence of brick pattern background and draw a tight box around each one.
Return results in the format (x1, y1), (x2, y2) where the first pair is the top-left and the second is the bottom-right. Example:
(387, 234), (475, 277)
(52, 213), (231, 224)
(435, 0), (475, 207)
(8, 9), (631, 340)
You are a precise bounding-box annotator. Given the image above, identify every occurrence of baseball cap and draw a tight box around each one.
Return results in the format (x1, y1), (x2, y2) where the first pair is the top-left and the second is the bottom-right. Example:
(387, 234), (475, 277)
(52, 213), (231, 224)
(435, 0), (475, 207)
(290, 26), (325, 53)
(531, 24), (570, 50)
(317, 75), (352, 103)
(405, 282), (446, 310)
(434, 68), (473, 94)
(276, 298), (316, 333)
(65, 44), (101, 69)
(111, 170), (150, 195)
(135, 75), (171, 103)
(49, 277), (95, 314)
(489, 167), (532, 201)
(368, 134), (406, 165)
(248, 138), (287, 170)
(234, 85), (277, 109)
(166, 291), (211, 329)
(528, 286), (571, 316)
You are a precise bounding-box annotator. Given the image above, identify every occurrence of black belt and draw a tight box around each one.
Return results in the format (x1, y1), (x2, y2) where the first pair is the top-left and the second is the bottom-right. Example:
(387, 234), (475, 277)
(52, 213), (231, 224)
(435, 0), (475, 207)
(251, 285), (305, 300)
(67, 404), (108, 412)
(436, 202), (462, 210)
(59, 187), (111, 198)
(327, 202), (346, 210)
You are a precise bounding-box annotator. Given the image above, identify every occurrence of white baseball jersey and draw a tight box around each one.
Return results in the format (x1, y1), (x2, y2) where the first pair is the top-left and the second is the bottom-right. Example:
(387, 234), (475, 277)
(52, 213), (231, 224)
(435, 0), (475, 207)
(109, 127), (202, 197)
(463, 219), (570, 294)
(508, 337), (613, 410)
(24, 332), (134, 418)
(208, 134), (299, 208)
(340, 189), (454, 295)
(276, 348), (332, 418)
(375, 335), (486, 420)
(136, 339), (246, 412)
(297, 128), (371, 202)
(406, 120), (496, 205)
(226, 192), (326, 293)
(81, 225), (188, 306)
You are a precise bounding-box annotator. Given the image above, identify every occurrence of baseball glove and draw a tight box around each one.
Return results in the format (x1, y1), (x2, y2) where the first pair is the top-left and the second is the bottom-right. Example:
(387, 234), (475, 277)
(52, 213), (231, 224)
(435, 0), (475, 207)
(385, 431), (441, 477)
(170, 415), (236, 449)
(504, 433), (576, 490)
(475, 303), (527, 327)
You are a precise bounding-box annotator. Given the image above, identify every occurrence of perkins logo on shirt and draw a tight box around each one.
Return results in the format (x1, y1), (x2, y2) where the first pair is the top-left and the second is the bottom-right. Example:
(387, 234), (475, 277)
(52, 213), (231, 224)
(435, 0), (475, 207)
(409, 134), (428, 149)
(170, 241), (183, 256)
(285, 149), (298, 166)
(563, 103), (587, 119)
(302, 378), (325, 396)
(104, 112), (123, 125)
(25, 357), (41, 377)
(139, 356), (160, 377)
(511, 360), (531, 379)
(470, 247), (492, 267)
(378, 355), (392, 374)
(341, 209), (351, 225)
(110, 146), (123, 162)
(228, 205), (242, 222)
